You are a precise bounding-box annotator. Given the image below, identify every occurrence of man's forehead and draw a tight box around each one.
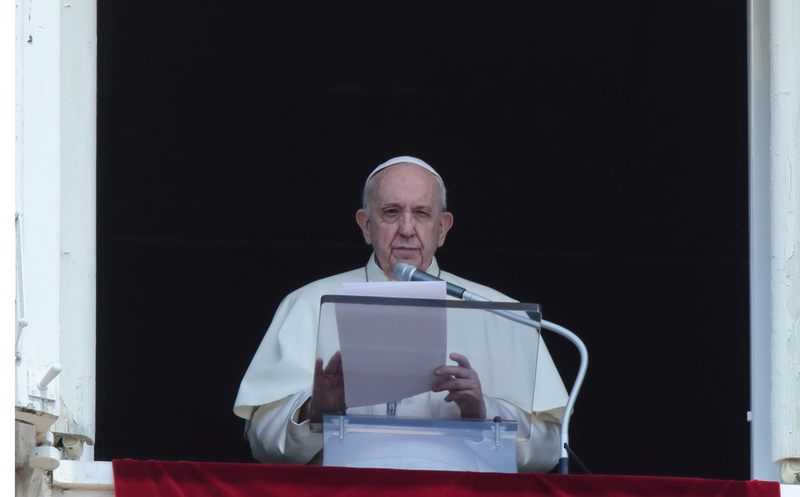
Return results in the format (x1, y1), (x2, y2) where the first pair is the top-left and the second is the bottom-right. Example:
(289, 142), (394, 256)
(374, 165), (439, 198)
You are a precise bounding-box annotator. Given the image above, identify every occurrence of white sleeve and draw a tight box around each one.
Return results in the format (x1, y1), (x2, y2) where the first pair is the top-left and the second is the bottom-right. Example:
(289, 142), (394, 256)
(246, 388), (323, 464)
(484, 396), (561, 473)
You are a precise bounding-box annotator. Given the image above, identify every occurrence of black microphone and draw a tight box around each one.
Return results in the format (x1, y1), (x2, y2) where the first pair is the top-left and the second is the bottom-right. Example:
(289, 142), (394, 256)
(393, 263), (486, 301)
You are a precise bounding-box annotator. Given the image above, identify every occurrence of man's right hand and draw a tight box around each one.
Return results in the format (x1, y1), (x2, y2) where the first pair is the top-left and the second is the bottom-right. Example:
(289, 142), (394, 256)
(301, 351), (346, 424)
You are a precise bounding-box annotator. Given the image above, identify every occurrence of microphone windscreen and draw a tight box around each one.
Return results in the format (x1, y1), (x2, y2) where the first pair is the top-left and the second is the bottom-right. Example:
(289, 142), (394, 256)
(393, 263), (417, 281)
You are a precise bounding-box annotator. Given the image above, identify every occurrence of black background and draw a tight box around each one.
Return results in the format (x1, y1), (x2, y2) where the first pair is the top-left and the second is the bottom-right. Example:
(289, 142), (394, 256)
(96, 1), (750, 478)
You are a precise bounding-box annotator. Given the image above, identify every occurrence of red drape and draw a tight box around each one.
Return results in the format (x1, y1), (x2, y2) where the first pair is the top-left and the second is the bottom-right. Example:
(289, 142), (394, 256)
(112, 459), (780, 497)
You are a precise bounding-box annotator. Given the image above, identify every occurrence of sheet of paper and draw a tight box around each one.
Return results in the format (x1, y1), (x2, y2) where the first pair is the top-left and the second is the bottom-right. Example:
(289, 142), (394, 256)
(334, 281), (447, 407)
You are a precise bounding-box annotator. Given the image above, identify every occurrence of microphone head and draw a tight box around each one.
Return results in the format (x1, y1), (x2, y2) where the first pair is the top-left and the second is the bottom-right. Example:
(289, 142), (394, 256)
(393, 263), (418, 281)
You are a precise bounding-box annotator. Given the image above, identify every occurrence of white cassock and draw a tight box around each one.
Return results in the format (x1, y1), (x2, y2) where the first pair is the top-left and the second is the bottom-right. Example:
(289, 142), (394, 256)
(234, 255), (569, 473)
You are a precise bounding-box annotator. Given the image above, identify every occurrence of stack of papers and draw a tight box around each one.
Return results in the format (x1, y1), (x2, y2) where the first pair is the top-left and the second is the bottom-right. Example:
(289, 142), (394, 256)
(334, 282), (447, 407)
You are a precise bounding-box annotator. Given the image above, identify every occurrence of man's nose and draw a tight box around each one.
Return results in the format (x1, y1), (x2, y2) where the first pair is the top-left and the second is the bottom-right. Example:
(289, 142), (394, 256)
(398, 213), (416, 237)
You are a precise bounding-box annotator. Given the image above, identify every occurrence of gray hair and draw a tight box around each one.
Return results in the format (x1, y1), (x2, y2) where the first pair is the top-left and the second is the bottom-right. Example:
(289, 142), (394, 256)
(362, 167), (447, 214)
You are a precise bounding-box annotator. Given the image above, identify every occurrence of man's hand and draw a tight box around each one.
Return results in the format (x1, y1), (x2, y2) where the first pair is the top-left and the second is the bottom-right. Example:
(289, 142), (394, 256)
(302, 351), (346, 423)
(432, 352), (487, 420)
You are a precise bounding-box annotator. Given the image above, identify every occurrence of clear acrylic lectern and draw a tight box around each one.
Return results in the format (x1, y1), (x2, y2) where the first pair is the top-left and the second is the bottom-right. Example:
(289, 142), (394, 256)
(313, 295), (542, 473)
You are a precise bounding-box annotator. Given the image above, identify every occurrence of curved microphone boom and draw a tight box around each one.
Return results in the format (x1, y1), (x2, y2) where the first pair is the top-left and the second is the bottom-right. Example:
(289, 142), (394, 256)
(392, 262), (589, 475)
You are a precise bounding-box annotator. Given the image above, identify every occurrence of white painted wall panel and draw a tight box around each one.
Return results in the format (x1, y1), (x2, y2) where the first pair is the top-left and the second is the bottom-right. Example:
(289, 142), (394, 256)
(16, 0), (63, 417)
(58, 0), (98, 451)
(769, 0), (800, 466)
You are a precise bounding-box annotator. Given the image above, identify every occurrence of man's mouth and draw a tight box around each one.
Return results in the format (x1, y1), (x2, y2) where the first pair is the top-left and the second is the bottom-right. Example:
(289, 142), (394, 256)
(392, 247), (419, 255)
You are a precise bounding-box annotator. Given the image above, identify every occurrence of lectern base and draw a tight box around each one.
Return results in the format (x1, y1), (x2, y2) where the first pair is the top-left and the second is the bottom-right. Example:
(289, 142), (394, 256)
(322, 415), (518, 473)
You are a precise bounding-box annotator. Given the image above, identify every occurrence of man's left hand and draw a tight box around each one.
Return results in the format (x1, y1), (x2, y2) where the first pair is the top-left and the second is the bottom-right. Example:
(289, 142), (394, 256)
(432, 352), (487, 420)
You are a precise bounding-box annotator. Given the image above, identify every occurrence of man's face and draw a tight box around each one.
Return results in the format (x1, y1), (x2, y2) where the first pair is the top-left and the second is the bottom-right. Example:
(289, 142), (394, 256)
(356, 163), (454, 280)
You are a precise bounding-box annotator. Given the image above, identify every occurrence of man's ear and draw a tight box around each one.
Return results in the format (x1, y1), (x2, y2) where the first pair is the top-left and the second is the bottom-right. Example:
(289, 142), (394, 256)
(355, 209), (372, 244)
(437, 212), (454, 247)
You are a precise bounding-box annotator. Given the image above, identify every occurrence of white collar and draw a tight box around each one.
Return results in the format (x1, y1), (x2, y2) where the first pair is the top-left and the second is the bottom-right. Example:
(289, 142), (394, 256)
(365, 253), (441, 282)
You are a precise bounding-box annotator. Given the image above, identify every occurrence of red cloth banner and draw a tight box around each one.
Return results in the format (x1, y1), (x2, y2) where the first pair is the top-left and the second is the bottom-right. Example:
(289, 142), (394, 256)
(112, 459), (780, 497)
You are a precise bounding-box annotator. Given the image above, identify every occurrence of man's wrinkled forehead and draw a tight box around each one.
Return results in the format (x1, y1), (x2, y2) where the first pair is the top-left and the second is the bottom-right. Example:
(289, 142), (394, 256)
(369, 163), (441, 207)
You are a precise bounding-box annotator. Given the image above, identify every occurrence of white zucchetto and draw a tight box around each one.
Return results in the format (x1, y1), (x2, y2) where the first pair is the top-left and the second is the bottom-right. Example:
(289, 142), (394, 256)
(366, 156), (443, 185)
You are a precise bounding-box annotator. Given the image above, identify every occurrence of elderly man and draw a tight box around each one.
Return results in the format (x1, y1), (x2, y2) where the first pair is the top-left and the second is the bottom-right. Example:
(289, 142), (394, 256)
(234, 156), (568, 472)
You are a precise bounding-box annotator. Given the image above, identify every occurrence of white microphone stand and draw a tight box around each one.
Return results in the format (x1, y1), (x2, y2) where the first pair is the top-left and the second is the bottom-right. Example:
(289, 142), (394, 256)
(394, 263), (589, 474)
(459, 292), (589, 475)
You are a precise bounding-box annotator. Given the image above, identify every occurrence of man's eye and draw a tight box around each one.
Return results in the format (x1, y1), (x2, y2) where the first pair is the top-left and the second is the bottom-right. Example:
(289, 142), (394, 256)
(383, 209), (399, 217)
